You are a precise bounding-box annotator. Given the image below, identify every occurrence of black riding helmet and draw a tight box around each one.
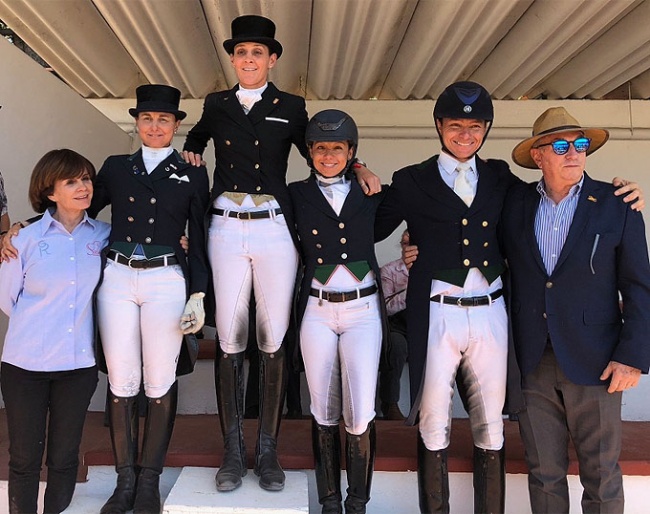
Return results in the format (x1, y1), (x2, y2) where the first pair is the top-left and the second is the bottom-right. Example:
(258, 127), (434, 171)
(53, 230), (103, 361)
(305, 109), (358, 178)
(433, 81), (494, 159)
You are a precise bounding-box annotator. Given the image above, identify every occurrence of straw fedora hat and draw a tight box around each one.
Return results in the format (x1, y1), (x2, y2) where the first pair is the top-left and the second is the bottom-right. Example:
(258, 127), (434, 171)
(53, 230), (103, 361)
(512, 107), (609, 169)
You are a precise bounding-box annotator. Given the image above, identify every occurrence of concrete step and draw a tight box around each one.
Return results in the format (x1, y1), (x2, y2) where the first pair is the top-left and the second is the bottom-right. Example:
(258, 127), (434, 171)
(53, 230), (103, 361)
(1, 466), (649, 513)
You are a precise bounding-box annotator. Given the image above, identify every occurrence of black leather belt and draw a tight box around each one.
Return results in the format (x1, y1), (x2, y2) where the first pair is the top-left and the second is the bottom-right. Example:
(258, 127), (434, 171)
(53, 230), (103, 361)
(108, 250), (178, 269)
(430, 289), (503, 307)
(310, 284), (377, 303)
(209, 207), (283, 220)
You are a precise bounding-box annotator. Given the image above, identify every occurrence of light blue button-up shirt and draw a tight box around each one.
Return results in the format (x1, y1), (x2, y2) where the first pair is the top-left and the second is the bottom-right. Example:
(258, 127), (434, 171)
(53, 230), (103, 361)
(0, 209), (110, 371)
(534, 176), (583, 275)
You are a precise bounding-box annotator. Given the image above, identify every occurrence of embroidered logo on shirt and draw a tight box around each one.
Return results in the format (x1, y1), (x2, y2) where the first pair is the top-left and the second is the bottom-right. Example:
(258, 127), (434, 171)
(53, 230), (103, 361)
(86, 241), (103, 256)
(38, 241), (51, 257)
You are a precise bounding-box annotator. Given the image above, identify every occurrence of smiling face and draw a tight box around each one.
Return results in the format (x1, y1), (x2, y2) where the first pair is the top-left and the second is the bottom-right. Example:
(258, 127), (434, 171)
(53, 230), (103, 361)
(231, 42), (277, 89)
(309, 141), (354, 178)
(530, 130), (587, 188)
(47, 171), (93, 216)
(135, 112), (180, 148)
(436, 118), (487, 162)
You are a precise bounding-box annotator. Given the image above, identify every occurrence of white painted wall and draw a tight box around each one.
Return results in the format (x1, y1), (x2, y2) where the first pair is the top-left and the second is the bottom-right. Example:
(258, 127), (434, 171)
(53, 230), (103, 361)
(0, 37), (131, 407)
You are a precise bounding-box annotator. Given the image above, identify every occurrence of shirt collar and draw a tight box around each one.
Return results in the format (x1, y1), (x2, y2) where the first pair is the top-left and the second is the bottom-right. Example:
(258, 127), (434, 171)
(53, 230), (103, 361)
(438, 151), (477, 177)
(237, 82), (268, 96)
(536, 174), (584, 200)
(41, 207), (96, 235)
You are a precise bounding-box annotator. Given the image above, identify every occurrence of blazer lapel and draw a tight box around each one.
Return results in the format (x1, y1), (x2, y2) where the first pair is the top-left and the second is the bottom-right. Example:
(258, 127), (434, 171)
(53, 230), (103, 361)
(223, 85), (257, 136)
(338, 179), (365, 220)
(298, 176), (340, 221)
(125, 150), (154, 191)
(467, 158), (497, 214)
(148, 151), (190, 182)
(247, 82), (283, 126)
(522, 183), (547, 274)
(411, 156), (465, 210)
(552, 173), (597, 275)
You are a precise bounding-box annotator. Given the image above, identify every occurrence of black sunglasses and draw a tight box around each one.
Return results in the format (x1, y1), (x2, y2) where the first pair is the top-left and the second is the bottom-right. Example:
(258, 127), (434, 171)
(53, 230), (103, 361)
(535, 137), (591, 155)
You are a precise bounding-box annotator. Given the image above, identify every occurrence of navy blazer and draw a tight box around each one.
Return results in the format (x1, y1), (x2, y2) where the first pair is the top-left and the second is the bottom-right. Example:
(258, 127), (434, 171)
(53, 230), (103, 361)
(90, 149), (210, 296)
(501, 173), (650, 385)
(289, 175), (390, 365)
(374, 155), (521, 421)
(184, 82), (309, 244)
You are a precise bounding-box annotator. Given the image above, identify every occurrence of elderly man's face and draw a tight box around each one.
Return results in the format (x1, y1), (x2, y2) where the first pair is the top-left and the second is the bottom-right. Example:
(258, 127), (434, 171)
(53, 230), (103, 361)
(530, 130), (586, 186)
(436, 118), (487, 162)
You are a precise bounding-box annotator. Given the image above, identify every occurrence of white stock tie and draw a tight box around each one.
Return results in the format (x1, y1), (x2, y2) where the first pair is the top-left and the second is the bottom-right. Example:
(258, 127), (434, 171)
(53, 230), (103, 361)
(454, 162), (474, 207)
(235, 89), (262, 114)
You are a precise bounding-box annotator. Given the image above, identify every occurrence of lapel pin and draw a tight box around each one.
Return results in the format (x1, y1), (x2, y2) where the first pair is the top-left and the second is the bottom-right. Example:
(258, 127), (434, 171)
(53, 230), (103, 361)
(170, 163), (178, 170)
(273, 98), (279, 104)
(587, 195), (597, 202)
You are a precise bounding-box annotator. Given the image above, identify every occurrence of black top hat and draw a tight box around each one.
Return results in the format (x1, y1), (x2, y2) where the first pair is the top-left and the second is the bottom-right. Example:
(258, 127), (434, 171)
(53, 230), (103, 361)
(128, 84), (186, 120)
(222, 15), (283, 58)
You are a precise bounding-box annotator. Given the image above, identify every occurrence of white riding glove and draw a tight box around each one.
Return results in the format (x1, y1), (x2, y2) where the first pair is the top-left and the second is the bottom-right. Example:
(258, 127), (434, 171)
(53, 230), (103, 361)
(180, 292), (205, 334)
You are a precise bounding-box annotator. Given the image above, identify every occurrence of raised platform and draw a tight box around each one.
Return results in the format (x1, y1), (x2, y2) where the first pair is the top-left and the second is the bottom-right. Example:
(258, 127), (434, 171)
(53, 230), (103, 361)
(1, 410), (649, 483)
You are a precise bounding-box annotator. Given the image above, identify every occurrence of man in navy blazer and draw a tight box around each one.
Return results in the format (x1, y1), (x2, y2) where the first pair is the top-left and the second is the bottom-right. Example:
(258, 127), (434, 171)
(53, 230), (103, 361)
(503, 107), (650, 513)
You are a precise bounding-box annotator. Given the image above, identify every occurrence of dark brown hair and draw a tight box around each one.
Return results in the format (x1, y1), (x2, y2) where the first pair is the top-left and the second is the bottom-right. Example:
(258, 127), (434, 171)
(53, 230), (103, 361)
(29, 149), (96, 213)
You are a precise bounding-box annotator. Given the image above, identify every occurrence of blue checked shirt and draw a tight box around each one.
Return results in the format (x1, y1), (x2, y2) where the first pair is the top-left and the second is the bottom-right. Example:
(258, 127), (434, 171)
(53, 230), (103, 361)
(534, 176), (583, 275)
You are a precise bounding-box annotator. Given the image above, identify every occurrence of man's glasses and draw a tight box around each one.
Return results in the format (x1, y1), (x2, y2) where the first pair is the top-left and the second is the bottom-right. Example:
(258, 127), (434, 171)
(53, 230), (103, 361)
(535, 137), (591, 155)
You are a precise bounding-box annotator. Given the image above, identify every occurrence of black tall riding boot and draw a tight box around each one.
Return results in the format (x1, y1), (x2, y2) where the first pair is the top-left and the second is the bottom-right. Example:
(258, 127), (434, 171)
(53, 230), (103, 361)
(254, 346), (287, 491)
(344, 421), (376, 514)
(312, 420), (343, 514)
(417, 432), (450, 514)
(215, 351), (247, 492)
(100, 393), (139, 514)
(132, 382), (178, 514)
(473, 446), (505, 514)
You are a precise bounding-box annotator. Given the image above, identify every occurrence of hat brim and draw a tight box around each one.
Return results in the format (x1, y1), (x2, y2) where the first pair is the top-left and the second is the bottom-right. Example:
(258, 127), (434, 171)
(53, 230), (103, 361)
(223, 37), (283, 58)
(512, 127), (609, 169)
(129, 107), (186, 121)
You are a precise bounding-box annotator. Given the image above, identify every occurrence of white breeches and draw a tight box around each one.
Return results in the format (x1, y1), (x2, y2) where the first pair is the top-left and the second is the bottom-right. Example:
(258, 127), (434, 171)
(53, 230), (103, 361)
(208, 213), (298, 354)
(419, 298), (507, 451)
(300, 293), (382, 435)
(97, 260), (186, 398)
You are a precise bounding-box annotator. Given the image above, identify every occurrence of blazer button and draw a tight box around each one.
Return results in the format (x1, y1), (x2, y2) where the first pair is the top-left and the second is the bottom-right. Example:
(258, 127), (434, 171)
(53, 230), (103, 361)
(233, 184), (238, 190)
(145, 237), (152, 243)
(463, 259), (470, 266)
(148, 218), (154, 224)
(254, 140), (259, 146)
(341, 253), (348, 259)
(150, 198), (156, 204)
(129, 196), (135, 202)
(339, 222), (345, 229)
(126, 236), (132, 242)
(128, 216), (134, 222)
(340, 237), (347, 244)
(482, 221), (488, 227)
(483, 260), (488, 266)
(462, 218), (468, 226)
(225, 140), (231, 145)
(254, 164), (260, 170)
(256, 186), (261, 191)
(317, 258), (323, 264)
(312, 229), (318, 235)
(316, 243), (322, 249)
(543, 313), (547, 319)
(546, 281), (553, 288)
(484, 242), (489, 247)
(230, 164), (234, 169)
(463, 238), (469, 246)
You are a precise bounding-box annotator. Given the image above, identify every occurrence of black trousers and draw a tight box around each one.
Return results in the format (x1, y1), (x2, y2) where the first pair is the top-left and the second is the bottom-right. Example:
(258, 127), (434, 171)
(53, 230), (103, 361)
(1, 362), (98, 514)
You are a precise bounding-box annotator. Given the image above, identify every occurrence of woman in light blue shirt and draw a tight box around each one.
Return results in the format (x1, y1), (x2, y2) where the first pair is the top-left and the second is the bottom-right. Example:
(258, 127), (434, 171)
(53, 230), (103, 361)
(0, 149), (110, 514)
